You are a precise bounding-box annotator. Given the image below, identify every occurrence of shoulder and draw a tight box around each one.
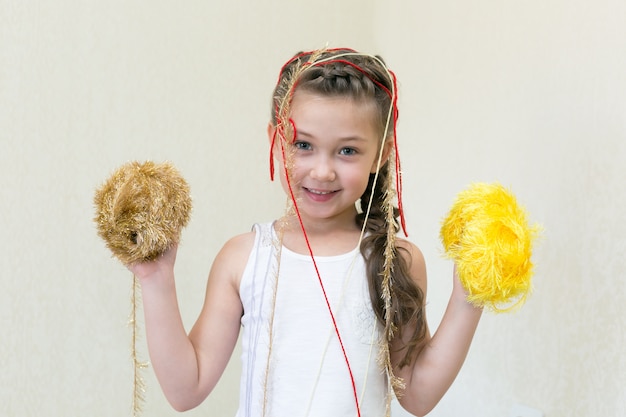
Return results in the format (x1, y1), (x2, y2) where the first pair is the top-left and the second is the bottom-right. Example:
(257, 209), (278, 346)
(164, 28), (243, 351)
(210, 229), (257, 288)
(396, 238), (427, 290)
(220, 230), (256, 257)
(396, 238), (425, 269)
(216, 230), (256, 263)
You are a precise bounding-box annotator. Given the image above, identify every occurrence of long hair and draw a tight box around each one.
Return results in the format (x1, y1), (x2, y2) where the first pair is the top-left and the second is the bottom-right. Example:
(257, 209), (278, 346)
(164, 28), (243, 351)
(271, 48), (427, 370)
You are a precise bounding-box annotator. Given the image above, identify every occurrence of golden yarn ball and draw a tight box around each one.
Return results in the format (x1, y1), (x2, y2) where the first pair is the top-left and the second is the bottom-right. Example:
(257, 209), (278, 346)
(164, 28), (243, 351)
(94, 161), (192, 265)
(440, 183), (540, 312)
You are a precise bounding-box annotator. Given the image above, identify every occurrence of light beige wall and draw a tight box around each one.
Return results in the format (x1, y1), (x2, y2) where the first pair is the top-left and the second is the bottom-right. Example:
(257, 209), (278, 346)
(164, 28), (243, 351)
(0, 1), (376, 416)
(378, 1), (626, 416)
(1, 1), (624, 417)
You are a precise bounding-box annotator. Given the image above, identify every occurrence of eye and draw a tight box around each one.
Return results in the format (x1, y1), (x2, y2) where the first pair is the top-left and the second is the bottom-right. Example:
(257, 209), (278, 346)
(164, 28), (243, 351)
(339, 147), (357, 156)
(293, 140), (312, 151)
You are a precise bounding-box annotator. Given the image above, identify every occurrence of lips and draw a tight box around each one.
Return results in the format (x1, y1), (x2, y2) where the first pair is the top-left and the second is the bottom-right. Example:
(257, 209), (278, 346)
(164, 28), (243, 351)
(303, 187), (338, 201)
(306, 188), (335, 195)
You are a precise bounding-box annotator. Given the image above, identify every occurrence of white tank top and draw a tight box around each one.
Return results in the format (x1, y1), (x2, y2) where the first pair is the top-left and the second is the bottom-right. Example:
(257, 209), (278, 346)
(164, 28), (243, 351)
(237, 222), (387, 417)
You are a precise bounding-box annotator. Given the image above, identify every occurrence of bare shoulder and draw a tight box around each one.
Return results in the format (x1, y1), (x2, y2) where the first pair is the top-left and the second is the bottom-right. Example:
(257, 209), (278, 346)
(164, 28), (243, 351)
(396, 238), (425, 264)
(396, 238), (427, 290)
(217, 231), (256, 262)
(210, 230), (256, 288)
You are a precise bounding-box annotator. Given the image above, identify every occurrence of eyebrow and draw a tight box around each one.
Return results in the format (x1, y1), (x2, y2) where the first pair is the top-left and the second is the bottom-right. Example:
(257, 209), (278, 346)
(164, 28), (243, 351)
(296, 130), (369, 142)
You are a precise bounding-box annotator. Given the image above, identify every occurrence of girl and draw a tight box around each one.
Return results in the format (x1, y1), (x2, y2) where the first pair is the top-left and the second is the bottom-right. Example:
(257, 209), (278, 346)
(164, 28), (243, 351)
(130, 48), (482, 417)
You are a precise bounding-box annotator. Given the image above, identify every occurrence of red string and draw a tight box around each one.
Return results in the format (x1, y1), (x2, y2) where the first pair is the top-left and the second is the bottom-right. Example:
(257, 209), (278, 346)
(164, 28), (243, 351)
(388, 69), (407, 236)
(275, 48), (358, 86)
(301, 58), (408, 236)
(267, 51), (408, 415)
(269, 121), (277, 181)
(278, 135), (362, 417)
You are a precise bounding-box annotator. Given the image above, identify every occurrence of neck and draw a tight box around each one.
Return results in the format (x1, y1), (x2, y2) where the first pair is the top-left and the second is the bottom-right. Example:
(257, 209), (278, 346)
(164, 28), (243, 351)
(277, 214), (361, 256)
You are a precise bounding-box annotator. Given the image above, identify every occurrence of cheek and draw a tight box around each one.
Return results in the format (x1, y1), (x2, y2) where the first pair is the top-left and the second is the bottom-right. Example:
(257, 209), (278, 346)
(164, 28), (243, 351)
(277, 160), (304, 193)
(286, 156), (307, 182)
(278, 165), (293, 190)
(344, 165), (372, 194)
(277, 168), (296, 201)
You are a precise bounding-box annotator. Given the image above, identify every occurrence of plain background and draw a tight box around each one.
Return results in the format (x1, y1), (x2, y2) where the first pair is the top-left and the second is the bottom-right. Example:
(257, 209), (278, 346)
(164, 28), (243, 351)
(1, 1), (624, 416)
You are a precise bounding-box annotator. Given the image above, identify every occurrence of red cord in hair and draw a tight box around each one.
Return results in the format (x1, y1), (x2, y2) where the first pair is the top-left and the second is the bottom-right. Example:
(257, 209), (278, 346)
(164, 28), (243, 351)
(303, 58), (408, 236)
(272, 57), (408, 235)
(267, 51), (408, 416)
(388, 69), (407, 236)
(278, 132), (362, 417)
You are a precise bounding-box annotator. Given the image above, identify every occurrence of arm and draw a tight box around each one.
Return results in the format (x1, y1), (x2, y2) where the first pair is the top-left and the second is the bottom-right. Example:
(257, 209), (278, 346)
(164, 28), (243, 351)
(129, 233), (253, 411)
(392, 243), (483, 416)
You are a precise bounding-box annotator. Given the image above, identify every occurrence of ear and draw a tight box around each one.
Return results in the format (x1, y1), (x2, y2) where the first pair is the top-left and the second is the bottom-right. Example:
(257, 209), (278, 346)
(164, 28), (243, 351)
(267, 122), (276, 145)
(370, 139), (393, 173)
(267, 122), (286, 169)
(267, 122), (281, 159)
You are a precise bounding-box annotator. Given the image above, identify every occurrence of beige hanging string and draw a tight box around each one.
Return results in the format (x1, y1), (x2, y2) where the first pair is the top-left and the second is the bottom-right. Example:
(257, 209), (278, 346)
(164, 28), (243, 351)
(94, 160), (192, 416)
(270, 48), (403, 417)
(130, 275), (149, 416)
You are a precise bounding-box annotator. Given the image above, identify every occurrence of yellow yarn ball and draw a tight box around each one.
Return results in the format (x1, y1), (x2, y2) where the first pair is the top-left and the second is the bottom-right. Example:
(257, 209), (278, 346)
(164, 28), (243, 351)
(94, 161), (192, 265)
(440, 183), (540, 312)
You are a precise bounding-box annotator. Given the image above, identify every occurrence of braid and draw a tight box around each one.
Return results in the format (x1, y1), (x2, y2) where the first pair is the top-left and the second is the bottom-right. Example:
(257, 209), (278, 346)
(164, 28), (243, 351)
(271, 49), (391, 134)
(297, 62), (377, 96)
(357, 166), (427, 368)
(271, 47), (427, 371)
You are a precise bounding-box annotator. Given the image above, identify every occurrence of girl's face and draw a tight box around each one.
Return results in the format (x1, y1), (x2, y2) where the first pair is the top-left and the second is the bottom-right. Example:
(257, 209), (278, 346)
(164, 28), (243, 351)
(270, 90), (389, 228)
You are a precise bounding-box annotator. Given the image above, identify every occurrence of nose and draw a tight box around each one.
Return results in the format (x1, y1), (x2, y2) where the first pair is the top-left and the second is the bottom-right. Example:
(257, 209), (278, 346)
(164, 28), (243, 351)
(309, 156), (336, 182)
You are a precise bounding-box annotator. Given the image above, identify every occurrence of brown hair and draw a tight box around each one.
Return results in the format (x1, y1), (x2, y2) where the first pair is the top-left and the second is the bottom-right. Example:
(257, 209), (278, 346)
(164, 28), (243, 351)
(271, 48), (426, 368)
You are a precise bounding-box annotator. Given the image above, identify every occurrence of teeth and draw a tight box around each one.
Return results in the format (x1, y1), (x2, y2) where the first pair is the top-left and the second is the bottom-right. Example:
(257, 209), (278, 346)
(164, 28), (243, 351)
(308, 188), (332, 195)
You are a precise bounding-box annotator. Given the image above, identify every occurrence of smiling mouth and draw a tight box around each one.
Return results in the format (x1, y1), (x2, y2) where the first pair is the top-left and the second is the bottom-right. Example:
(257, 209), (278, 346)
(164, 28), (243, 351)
(304, 187), (338, 195)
